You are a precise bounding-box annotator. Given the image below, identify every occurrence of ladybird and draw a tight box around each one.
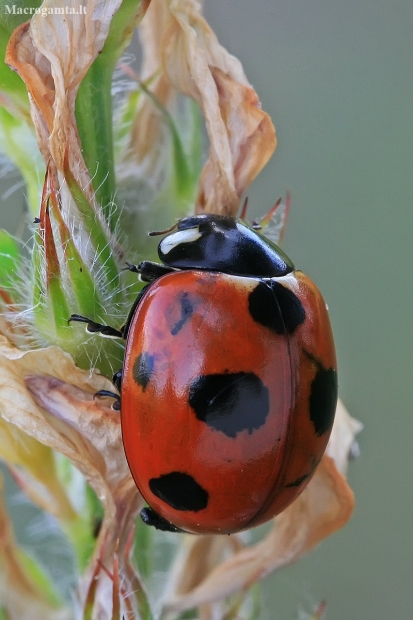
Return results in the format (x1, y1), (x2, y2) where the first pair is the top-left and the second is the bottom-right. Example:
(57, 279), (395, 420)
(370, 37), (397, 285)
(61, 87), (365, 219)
(70, 212), (337, 535)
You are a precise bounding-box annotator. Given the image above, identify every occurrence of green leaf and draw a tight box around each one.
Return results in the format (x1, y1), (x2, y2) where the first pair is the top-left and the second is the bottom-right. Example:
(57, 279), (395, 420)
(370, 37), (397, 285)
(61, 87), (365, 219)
(177, 610), (198, 620)
(54, 456), (97, 571)
(0, 605), (9, 620)
(32, 209), (71, 342)
(133, 514), (153, 581)
(247, 583), (262, 620)
(15, 547), (63, 608)
(114, 88), (141, 153)
(43, 206), (72, 340)
(62, 516), (96, 573)
(137, 80), (199, 205)
(0, 109), (41, 214)
(133, 83), (203, 217)
(85, 484), (104, 539)
(64, 165), (121, 301)
(50, 191), (104, 319)
(0, 229), (20, 287)
(32, 230), (49, 333)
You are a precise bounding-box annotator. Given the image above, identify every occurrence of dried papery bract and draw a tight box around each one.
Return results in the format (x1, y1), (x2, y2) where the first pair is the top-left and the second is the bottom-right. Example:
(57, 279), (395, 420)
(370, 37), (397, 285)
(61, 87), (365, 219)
(135, 0), (276, 216)
(5, 11), (118, 320)
(128, 0), (176, 183)
(24, 376), (144, 615)
(196, 66), (276, 214)
(0, 335), (78, 521)
(0, 335), (144, 615)
(162, 401), (360, 615)
(6, 0), (115, 200)
(5, 0), (152, 227)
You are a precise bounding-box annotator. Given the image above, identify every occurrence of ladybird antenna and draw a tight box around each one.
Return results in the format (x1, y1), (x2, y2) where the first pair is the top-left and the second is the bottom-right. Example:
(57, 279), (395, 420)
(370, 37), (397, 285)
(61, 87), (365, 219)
(251, 197), (282, 230)
(148, 222), (178, 237)
(239, 196), (249, 221)
(261, 198), (283, 228)
(277, 191), (291, 245)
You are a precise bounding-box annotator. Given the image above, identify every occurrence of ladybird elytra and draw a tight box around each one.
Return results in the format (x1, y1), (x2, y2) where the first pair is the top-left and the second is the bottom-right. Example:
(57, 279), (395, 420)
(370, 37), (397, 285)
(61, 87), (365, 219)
(118, 214), (337, 534)
(69, 212), (337, 534)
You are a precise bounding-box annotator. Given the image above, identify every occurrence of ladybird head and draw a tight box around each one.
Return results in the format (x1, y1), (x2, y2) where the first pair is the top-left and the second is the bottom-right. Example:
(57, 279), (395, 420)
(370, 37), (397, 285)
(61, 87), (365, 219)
(157, 214), (294, 277)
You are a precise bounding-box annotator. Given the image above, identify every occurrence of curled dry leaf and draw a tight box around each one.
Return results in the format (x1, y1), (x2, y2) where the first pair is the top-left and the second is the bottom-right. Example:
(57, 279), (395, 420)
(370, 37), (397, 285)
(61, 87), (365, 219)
(0, 336), (78, 520)
(162, 400), (360, 614)
(196, 66), (276, 215)
(6, 0), (121, 193)
(26, 375), (144, 614)
(136, 0), (276, 215)
(326, 398), (363, 474)
(163, 534), (245, 605)
(0, 474), (71, 620)
(0, 335), (141, 608)
(128, 0), (175, 181)
(5, 0), (151, 234)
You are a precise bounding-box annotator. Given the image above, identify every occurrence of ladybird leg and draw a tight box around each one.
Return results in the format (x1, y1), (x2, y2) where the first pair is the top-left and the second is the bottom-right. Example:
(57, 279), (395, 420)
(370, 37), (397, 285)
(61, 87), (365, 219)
(112, 370), (122, 392)
(68, 314), (124, 339)
(124, 261), (174, 283)
(140, 507), (184, 533)
(94, 389), (121, 411)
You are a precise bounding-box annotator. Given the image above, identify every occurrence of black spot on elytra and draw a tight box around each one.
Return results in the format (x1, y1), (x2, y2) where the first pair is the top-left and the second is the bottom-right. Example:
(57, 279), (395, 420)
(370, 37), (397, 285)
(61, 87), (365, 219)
(170, 292), (194, 335)
(189, 372), (269, 437)
(149, 472), (209, 512)
(133, 352), (155, 390)
(248, 281), (305, 335)
(309, 365), (338, 436)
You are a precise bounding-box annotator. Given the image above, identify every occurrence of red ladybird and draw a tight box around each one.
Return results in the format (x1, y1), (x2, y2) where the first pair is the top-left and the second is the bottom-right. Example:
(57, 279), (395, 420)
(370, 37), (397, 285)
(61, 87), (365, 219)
(70, 212), (337, 535)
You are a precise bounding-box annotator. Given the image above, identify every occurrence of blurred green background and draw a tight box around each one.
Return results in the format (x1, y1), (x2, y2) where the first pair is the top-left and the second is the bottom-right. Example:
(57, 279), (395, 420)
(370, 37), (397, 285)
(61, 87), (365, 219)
(1, 0), (412, 618)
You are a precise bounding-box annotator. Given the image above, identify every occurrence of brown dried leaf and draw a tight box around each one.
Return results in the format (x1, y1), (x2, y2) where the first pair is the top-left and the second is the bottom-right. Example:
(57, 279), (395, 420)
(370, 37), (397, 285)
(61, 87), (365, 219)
(128, 73), (175, 186)
(163, 0), (276, 214)
(164, 534), (245, 602)
(128, 0), (175, 180)
(0, 335), (142, 608)
(136, 0), (276, 214)
(326, 398), (363, 474)
(196, 67), (276, 214)
(0, 337), (82, 520)
(5, 0), (130, 210)
(163, 401), (360, 613)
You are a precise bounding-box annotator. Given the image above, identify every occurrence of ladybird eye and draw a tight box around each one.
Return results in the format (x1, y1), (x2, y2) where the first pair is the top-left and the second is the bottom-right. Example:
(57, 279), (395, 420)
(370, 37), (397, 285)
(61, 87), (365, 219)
(159, 227), (202, 255)
(178, 216), (206, 230)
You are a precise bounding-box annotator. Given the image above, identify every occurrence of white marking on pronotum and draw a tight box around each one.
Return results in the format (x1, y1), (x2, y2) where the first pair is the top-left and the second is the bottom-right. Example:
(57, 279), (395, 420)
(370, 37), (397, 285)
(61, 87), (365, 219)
(160, 227), (202, 254)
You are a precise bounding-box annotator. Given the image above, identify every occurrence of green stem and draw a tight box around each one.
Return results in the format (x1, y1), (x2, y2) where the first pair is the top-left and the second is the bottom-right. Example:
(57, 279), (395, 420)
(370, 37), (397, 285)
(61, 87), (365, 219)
(75, 57), (116, 228)
(64, 167), (121, 301)
(75, 0), (147, 230)
(61, 516), (95, 573)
